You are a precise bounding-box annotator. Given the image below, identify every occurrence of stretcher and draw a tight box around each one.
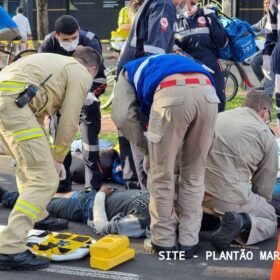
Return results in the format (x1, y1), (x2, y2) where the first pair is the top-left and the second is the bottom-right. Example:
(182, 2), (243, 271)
(0, 225), (96, 261)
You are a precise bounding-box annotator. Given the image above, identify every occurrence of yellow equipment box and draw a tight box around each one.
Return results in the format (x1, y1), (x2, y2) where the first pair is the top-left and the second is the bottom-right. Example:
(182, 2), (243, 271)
(90, 247), (135, 271)
(90, 235), (129, 258)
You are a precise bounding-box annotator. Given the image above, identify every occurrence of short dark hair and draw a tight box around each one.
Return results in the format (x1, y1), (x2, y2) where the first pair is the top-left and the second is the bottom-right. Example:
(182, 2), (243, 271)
(243, 90), (273, 112)
(17, 7), (24, 14)
(54, 15), (79, 35)
(73, 46), (102, 72)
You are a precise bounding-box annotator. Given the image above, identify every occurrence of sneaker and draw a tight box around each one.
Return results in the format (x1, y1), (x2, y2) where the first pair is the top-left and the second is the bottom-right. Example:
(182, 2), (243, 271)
(34, 215), (69, 231)
(143, 238), (155, 253)
(210, 212), (250, 251)
(0, 250), (49, 270)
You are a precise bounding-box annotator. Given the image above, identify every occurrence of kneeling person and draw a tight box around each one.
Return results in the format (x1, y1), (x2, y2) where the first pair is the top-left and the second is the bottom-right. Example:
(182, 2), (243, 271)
(204, 90), (278, 251)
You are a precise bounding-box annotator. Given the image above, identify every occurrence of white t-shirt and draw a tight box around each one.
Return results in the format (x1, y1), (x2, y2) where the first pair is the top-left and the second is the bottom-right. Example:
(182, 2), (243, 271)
(12, 13), (31, 40)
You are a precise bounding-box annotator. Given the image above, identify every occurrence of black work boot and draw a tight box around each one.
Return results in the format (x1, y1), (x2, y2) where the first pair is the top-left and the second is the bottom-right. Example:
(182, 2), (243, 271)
(211, 212), (251, 251)
(200, 213), (221, 231)
(0, 250), (49, 270)
(34, 215), (69, 231)
(178, 243), (200, 259)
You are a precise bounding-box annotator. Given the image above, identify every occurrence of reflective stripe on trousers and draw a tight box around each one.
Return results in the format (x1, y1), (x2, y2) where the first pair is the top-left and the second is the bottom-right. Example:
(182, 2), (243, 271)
(14, 199), (40, 220)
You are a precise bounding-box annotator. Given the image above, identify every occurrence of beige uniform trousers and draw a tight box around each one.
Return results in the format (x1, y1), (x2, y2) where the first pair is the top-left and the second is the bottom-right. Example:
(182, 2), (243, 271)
(203, 192), (277, 245)
(0, 93), (58, 254)
(147, 80), (219, 248)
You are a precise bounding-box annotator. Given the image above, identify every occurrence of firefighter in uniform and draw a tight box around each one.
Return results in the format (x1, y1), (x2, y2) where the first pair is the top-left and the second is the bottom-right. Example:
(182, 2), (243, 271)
(117, 0), (186, 190)
(40, 15), (107, 192)
(174, 0), (228, 112)
(0, 48), (100, 270)
(112, 54), (219, 257)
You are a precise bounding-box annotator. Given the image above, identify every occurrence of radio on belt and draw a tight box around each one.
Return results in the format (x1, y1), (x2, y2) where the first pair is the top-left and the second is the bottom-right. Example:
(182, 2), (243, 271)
(15, 74), (52, 108)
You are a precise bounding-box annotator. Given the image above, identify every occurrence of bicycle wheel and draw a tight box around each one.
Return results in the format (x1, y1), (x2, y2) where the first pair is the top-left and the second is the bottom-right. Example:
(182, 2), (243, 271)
(100, 76), (116, 110)
(224, 71), (239, 102)
(12, 49), (38, 62)
(105, 66), (117, 80)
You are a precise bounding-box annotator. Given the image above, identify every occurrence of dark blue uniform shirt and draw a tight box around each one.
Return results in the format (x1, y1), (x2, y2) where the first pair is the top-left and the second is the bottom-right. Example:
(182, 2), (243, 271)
(117, 0), (176, 74)
(39, 30), (107, 95)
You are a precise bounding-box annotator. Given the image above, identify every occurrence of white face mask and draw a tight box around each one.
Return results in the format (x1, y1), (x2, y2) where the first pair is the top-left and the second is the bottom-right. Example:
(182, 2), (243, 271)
(59, 37), (79, 52)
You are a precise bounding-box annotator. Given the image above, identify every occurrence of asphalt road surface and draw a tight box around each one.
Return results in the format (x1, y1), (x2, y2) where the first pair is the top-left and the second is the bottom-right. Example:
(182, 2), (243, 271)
(0, 155), (278, 280)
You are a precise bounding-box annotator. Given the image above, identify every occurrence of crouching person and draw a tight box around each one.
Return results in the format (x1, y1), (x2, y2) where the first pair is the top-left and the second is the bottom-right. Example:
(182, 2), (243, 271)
(0, 47), (100, 270)
(204, 90), (278, 251)
(112, 54), (219, 258)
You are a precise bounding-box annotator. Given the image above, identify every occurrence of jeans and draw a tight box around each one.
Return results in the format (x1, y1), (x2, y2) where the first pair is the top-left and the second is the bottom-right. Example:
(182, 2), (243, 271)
(264, 73), (275, 97)
(47, 190), (96, 223)
(1, 191), (18, 209)
(1, 190), (96, 224)
(250, 51), (264, 82)
(250, 50), (275, 97)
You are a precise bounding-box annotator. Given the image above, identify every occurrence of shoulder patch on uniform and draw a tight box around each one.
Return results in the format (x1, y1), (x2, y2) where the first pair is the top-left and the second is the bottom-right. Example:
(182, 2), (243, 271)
(86, 31), (96, 40)
(160, 17), (168, 32)
(197, 16), (207, 27)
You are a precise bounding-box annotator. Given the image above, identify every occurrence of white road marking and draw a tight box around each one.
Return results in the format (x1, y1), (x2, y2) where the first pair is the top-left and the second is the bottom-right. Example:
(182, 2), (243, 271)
(204, 266), (271, 279)
(42, 265), (140, 280)
(42, 264), (140, 280)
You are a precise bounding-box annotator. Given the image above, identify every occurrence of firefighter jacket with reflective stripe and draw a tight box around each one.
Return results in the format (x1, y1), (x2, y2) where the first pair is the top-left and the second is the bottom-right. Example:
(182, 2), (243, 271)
(0, 53), (92, 162)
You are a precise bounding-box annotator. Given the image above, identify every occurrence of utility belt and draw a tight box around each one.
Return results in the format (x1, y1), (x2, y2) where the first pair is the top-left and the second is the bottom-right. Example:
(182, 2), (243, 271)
(156, 77), (212, 92)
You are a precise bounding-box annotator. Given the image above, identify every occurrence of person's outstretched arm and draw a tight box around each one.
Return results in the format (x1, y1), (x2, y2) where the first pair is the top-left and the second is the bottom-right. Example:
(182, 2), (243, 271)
(90, 187), (149, 238)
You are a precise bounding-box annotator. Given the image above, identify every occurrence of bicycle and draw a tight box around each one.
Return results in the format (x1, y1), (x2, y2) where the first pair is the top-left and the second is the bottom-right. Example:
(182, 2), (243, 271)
(101, 46), (255, 109)
(100, 66), (117, 110)
(0, 41), (38, 69)
(223, 59), (255, 102)
(100, 45), (121, 110)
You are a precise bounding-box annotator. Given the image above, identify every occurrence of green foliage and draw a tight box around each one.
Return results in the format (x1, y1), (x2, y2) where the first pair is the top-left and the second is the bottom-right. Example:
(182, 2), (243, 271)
(99, 132), (118, 145)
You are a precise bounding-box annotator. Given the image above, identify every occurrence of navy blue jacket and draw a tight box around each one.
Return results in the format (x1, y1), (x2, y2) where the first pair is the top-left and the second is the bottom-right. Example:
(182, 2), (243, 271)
(174, 8), (228, 63)
(117, 0), (176, 74)
(39, 30), (107, 95)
